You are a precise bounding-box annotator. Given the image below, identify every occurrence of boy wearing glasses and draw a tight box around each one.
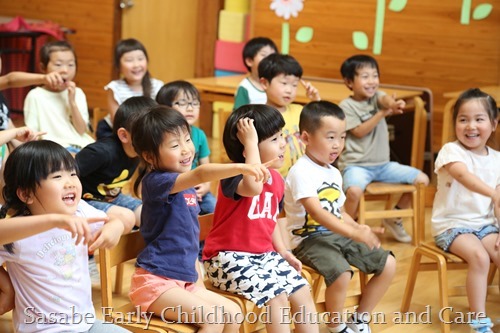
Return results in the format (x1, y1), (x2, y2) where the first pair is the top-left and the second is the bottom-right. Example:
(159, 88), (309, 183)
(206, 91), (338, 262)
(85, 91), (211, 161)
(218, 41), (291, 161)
(156, 80), (216, 216)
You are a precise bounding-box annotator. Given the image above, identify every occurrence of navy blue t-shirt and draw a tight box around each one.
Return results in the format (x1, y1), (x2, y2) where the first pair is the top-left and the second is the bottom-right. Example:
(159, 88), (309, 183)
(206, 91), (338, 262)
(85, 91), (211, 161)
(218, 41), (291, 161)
(136, 171), (201, 282)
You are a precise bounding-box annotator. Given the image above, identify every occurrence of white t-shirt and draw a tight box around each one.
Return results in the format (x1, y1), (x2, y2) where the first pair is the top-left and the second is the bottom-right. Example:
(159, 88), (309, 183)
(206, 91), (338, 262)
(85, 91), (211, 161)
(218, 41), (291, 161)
(23, 87), (94, 149)
(0, 201), (106, 333)
(284, 154), (346, 249)
(431, 141), (500, 236)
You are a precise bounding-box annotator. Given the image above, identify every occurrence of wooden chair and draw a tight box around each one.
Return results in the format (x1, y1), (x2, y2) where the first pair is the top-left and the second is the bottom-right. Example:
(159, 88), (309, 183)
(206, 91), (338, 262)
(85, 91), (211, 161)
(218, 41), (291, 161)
(217, 107), (232, 163)
(91, 107), (109, 139)
(301, 265), (368, 313)
(199, 214), (266, 333)
(358, 96), (428, 245)
(98, 231), (198, 333)
(400, 184), (499, 333)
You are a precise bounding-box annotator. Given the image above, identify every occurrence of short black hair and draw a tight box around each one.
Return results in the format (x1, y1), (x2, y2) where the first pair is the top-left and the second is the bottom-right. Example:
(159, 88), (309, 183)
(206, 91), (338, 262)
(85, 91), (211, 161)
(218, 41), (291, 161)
(223, 104), (285, 163)
(258, 53), (303, 83)
(299, 101), (345, 134)
(156, 80), (200, 107)
(242, 37), (278, 72)
(340, 54), (380, 81)
(113, 96), (157, 135)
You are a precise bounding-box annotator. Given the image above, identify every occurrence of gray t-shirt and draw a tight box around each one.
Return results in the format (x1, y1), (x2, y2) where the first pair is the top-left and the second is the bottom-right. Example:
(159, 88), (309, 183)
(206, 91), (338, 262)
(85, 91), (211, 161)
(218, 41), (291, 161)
(338, 91), (389, 170)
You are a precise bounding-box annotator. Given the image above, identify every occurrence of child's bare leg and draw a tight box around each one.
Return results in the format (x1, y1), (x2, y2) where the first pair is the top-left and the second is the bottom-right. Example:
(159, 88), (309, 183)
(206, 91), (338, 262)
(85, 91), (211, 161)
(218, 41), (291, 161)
(396, 172), (429, 209)
(356, 255), (396, 314)
(194, 289), (242, 333)
(345, 186), (363, 219)
(148, 287), (239, 333)
(288, 285), (320, 333)
(449, 234), (491, 315)
(133, 205), (142, 227)
(482, 233), (500, 267)
(324, 272), (350, 329)
(264, 293), (293, 333)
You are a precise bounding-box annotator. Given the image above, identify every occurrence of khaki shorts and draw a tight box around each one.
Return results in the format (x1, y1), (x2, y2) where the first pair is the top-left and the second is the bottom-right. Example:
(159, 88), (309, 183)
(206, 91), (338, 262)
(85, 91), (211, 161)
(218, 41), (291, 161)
(293, 232), (393, 286)
(129, 267), (200, 312)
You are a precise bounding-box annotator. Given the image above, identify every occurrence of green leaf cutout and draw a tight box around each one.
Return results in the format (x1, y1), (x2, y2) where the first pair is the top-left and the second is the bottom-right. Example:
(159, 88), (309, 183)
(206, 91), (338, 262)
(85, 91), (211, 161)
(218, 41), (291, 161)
(295, 26), (314, 43)
(388, 0), (407, 12)
(472, 3), (493, 20)
(353, 31), (369, 50)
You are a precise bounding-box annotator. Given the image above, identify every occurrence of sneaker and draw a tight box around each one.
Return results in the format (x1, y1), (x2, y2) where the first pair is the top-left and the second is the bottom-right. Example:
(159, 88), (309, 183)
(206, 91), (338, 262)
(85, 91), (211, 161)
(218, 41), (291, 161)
(329, 324), (356, 333)
(88, 256), (100, 286)
(347, 321), (371, 333)
(382, 218), (412, 243)
(347, 314), (372, 333)
(470, 317), (494, 333)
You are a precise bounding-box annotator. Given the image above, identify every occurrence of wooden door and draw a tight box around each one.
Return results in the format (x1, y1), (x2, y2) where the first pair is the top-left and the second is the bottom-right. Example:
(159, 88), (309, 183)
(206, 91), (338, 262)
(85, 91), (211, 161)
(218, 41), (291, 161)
(120, 0), (199, 83)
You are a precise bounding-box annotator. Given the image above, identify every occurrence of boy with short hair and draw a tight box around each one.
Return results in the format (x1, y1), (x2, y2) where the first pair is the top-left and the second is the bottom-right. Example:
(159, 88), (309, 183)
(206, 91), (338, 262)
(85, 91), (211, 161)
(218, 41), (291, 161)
(76, 96), (156, 229)
(233, 37), (278, 110)
(284, 100), (396, 333)
(338, 54), (429, 243)
(259, 53), (320, 177)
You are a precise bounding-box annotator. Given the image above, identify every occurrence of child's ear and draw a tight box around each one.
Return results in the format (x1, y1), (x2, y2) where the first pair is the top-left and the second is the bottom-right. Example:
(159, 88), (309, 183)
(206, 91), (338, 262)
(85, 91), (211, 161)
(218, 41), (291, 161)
(343, 78), (353, 90)
(16, 188), (34, 205)
(260, 78), (270, 90)
(244, 57), (254, 69)
(300, 131), (310, 144)
(142, 152), (154, 166)
(39, 62), (46, 73)
(117, 127), (130, 144)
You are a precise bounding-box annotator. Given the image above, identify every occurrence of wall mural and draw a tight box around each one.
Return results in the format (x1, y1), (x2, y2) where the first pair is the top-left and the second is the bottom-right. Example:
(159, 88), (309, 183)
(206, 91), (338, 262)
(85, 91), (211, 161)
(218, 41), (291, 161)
(269, 0), (493, 55)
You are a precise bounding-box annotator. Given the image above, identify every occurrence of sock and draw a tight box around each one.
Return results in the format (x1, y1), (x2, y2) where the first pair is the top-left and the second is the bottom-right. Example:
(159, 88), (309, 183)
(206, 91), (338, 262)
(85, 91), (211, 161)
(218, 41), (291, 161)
(328, 323), (347, 333)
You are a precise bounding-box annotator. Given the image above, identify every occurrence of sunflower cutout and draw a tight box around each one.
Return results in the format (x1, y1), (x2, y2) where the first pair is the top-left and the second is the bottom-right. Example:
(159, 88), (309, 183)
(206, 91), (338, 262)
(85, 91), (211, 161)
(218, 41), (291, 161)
(270, 0), (313, 54)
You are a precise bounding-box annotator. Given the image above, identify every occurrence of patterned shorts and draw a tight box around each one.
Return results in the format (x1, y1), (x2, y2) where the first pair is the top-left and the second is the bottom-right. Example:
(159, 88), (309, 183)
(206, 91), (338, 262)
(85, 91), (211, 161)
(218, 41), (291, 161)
(204, 251), (308, 307)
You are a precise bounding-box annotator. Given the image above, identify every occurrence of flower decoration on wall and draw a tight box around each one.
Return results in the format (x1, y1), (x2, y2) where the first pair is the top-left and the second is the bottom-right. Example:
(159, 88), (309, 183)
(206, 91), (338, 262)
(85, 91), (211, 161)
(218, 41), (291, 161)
(270, 0), (313, 54)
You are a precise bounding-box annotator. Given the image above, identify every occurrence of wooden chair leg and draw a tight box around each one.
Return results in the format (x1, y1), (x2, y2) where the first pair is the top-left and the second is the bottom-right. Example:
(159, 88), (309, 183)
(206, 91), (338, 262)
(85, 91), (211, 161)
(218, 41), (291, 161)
(114, 262), (124, 294)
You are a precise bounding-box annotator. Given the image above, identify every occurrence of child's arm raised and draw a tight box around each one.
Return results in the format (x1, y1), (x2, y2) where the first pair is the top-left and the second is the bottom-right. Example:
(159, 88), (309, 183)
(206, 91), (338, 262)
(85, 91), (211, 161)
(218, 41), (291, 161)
(65, 81), (88, 135)
(0, 214), (106, 246)
(0, 71), (64, 91)
(378, 93), (405, 114)
(235, 117), (267, 197)
(0, 266), (14, 315)
(0, 126), (44, 147)
(299, 197), (381, 249)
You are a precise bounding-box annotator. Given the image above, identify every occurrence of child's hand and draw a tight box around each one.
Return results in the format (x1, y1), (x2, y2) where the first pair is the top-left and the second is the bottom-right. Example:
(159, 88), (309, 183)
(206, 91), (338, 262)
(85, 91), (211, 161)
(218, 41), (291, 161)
(66, 81), (76, 101)
(44, 72), (65, 90)
(55, 215), (107, 246)
(238, 163), (270, 183)
(301, 79), (321, 101)
(15, 126), (46, 142)
(88, 218), (124, 252)
(280, 250), (302, 272)
(352, 225), (381, 250)
(194, 182), (210, 201)
(236, 117), (258, 147)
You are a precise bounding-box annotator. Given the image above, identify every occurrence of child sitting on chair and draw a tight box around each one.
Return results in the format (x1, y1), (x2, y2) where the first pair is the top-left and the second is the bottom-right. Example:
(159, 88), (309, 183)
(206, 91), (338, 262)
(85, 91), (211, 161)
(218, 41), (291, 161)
(338, 54), (429, 243)
(284, 100), (396, 333)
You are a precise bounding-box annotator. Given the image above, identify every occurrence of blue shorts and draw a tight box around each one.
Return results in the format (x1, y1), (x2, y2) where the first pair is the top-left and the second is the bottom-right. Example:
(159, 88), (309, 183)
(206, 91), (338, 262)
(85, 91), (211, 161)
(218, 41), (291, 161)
(86, 193), (142, 213)
(434, 224), (499, 252)
(342, 162), (421, 192)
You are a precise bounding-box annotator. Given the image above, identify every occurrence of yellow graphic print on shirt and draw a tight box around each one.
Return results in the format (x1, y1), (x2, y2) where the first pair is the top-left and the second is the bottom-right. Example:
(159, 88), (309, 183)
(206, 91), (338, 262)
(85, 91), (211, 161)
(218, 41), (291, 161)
(292, 181), (343, 237)
(83, 169), (130, 202)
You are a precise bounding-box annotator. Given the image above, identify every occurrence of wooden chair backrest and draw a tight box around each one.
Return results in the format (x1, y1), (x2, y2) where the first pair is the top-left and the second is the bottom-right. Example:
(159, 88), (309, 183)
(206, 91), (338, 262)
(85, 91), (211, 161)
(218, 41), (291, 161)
(99, 230), (145, 308)
(91, 107), (109, 137)
(410, 96), (428, 170)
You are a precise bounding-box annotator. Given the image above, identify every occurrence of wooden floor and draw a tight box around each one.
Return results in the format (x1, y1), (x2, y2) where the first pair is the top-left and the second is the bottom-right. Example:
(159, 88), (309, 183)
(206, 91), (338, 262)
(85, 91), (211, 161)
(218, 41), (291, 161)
(1, 137), (499, 332)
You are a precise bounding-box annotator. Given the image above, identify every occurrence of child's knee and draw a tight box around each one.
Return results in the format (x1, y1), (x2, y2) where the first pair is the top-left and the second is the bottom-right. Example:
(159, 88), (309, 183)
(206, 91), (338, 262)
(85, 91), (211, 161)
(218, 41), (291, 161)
(414, 172), (429, 186)
(346, 186), (363, 200)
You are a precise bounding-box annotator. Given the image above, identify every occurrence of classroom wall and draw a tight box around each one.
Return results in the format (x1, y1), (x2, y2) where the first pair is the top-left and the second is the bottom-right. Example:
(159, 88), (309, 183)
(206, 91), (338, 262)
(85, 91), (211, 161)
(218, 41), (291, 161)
(250, 0), (500, 151)
(0, 0), (118, 110)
